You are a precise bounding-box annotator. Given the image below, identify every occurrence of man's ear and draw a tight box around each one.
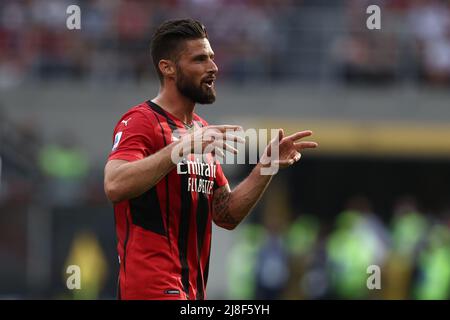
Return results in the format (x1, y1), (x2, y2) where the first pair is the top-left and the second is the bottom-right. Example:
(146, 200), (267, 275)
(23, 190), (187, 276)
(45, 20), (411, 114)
(159, 59), (176, 79)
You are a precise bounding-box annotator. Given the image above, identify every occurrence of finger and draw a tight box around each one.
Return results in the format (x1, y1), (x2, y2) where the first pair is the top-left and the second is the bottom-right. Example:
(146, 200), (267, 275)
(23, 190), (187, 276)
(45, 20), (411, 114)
(294, 141), (318, 150)
(278, 128), (284, 142)
(285, 130), (313, 142)
(273, 159), (295, 166)
(213, 140), (239, 154)
(214, 146), (225, 159)
(201, 128), (222, 139)
(204, 132), (245, 145)
(267, 129), (283, 148)
(222, 143), (238, 154)
(223, 133), (245, 144)
(202, 129), (245, 143)
(293, 152), (302, 162)
(207, 125), (243, 133)
(262, 129), (284, 158)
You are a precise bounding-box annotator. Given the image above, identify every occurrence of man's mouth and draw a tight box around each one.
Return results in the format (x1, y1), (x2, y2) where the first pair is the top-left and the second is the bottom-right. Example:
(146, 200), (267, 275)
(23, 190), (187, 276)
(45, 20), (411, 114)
(203, 78), (215, 88)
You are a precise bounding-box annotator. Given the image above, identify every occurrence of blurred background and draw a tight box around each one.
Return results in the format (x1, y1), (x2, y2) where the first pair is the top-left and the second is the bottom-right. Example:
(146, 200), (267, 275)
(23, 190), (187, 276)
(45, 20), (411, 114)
(0, 0), (449, 299)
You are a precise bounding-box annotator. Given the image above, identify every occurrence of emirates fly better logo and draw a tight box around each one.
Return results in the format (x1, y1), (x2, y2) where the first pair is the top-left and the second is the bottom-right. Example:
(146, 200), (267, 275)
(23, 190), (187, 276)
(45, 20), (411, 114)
(177, 158), (217, 195)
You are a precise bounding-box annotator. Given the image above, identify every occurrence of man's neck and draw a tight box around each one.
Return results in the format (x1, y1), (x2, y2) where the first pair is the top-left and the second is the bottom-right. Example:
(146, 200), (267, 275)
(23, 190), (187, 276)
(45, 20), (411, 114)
(152, 88), (195, 125)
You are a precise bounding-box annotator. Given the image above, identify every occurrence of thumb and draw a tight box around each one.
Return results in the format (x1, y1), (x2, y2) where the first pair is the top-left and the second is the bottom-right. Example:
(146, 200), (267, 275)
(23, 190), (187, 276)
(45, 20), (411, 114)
(269, 128), (283, 146)
(278, 128), (284, 142)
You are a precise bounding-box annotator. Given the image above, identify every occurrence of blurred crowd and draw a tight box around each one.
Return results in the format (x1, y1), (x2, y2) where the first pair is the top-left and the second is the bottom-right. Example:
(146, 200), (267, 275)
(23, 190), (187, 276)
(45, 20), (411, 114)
(0, 103), (118, 300)
(0, 105), (104, 209)
(227, 195), (450, 300)
(335, 0), (450, 86)
(1, 0), (450, 88)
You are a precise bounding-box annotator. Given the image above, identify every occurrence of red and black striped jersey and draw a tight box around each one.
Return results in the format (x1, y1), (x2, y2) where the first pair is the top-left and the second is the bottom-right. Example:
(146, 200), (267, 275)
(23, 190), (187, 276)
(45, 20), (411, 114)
(108, 100), (228, 300)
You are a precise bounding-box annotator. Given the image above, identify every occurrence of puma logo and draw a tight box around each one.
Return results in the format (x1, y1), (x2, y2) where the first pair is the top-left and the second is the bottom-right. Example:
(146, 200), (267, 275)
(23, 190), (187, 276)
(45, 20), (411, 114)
(121, 118), (132, 126)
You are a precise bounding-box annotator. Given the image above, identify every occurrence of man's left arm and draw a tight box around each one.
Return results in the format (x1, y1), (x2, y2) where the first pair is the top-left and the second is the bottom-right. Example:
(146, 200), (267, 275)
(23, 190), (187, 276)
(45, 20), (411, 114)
(212, 163), (272, 230)
(212, 129), (318, 230)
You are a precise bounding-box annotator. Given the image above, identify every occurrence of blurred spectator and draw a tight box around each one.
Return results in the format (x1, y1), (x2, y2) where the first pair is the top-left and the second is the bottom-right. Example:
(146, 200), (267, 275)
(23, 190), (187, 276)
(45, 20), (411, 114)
(38, 131), (89, 206)
(326, 196), (388, 299)
(333, 31), (399, 85)
(382, 196), (427, 299)
(226, 224), (265, 299)
(254, 231), (289, 299)
(408, 0), (450, 86)
(414, 223), (450, 299)
(64, 230), (108, 300)
(283, 214), (326, 299)
(332, 1), (400, 85)
(253, 182), (291, 299)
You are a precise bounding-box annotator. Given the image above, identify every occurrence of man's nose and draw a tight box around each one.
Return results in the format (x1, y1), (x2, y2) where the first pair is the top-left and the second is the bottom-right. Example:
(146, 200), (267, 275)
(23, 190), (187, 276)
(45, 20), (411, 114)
(208, 59), (218, 74)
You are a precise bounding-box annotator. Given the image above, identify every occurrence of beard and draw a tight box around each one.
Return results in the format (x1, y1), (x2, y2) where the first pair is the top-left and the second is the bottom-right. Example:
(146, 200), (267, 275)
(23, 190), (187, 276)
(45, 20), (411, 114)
(176, 66), (216, 104)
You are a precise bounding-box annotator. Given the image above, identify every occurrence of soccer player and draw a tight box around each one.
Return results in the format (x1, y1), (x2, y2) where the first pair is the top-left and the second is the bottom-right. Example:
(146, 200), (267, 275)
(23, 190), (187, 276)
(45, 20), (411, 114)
(104, 19), (318, 300)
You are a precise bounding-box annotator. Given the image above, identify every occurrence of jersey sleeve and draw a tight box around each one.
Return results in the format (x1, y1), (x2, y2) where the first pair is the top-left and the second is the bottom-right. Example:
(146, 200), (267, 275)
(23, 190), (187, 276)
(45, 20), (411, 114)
(108, 110), (154, 162)
(214, 161), (228, 190)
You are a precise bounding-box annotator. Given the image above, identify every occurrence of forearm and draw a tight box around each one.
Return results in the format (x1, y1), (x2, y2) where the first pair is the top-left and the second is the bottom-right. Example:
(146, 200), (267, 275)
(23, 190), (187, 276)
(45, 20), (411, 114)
(105, 143), (178, 202)
(215, 163), (273, 229)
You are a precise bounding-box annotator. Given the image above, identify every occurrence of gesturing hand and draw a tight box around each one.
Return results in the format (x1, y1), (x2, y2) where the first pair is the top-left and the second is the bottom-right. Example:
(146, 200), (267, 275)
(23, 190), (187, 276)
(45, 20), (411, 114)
(172, 125), (244, 163)
(260, 129), (318, 173)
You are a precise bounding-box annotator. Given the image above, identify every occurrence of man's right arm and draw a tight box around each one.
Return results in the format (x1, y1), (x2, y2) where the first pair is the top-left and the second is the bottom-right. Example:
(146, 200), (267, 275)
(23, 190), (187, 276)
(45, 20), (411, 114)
(104, 124), (243, 203)
(104, 142), (178, 203)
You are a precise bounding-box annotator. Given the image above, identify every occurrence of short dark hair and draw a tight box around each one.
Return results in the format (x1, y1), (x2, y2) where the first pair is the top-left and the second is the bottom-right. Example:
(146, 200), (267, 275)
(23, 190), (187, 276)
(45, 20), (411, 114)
(150, 19), (208, 82)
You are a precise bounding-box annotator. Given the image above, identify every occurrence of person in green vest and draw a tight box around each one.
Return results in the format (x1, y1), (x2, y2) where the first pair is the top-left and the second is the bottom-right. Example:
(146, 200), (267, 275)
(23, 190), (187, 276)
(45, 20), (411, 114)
(38, 132), (89, 206)
(226, 223), (266, 299)
(414, 223), (450, 300)
(326, 196), (388, 299)
(384, 197), (428, 299)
